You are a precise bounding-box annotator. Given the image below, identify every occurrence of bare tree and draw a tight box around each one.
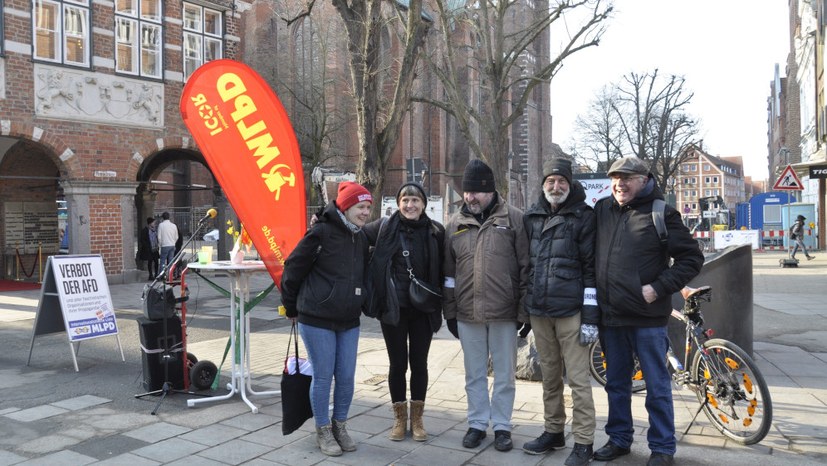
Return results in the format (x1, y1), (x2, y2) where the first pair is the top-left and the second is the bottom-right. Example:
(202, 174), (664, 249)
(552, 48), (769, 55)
(421, 0), (612, 196)
(612, 70), (699, 187)
(275, 0), (429, 209)
(329, 0), (430, 204)
(245, 1), (351, 207)
(573, 85), (624, 171)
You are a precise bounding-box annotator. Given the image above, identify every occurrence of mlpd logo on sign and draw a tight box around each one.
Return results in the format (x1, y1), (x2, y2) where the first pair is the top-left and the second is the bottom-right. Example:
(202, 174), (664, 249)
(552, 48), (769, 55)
(188, 73), (297, 201)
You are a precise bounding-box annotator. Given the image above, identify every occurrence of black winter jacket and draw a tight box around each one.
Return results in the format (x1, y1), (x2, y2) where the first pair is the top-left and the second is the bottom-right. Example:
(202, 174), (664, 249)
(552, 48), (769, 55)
(524, 181), (598, 324)
(363, 212), (445, 332)
(280, 202), (369, 331)
(594, 177), (704, 327)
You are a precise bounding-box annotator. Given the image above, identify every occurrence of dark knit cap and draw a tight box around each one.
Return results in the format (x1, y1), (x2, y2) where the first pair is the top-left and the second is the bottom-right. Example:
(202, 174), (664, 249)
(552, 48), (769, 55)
(797, 214), (806, 221)
(462, 159), (496, 193)
(396, 182), (428, 207)
(543, 158), (573, 185)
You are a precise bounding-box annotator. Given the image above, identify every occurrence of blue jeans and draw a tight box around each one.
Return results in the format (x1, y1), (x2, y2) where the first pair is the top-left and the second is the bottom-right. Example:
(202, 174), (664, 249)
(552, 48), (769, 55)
(299, 323), (359, 427)
(791, 238), (811, 258)
(458, 320), (517, 432)
(159, 246), (176, 276)
(602, 325), (675, 455)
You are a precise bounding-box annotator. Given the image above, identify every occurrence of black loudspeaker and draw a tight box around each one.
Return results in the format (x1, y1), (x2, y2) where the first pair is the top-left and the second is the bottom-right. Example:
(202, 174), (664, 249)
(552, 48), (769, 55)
(142, 285), (177, 320)
(137, 316), (184, 391)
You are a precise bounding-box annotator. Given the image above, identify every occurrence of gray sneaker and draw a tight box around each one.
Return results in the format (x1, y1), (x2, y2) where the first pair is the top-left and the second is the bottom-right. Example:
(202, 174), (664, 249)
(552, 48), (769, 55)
(316, 425), (343, 457)
(332, 419), (357, 452)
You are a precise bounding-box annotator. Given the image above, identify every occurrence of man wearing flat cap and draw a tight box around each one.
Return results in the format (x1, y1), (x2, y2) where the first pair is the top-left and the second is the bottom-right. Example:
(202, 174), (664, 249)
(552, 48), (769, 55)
(522, 157), (597, 465)
(592, 156), (703, 466)
(443, 158), (530, 453)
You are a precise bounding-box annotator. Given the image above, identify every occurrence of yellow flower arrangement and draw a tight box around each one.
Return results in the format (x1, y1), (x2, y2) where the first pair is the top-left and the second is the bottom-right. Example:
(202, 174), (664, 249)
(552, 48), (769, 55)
(226, 219), (253, 253)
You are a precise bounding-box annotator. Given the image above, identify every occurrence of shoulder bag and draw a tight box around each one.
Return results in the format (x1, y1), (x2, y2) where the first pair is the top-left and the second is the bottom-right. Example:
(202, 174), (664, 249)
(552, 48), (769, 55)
(280, 322), (314, 435)
(400, 234), (442, 313)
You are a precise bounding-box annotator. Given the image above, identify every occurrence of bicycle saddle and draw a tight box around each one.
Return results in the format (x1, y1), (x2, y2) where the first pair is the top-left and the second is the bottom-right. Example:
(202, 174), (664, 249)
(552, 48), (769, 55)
(680, 285), (711, 300)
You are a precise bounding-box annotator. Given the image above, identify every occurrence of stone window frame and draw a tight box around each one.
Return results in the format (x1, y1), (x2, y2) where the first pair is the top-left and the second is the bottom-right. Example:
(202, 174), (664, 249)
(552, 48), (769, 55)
(32, 0), (91, 68)
(1, 0), (4, 55)
(114, 0), (164, 79)
(183, 2), (223, 80)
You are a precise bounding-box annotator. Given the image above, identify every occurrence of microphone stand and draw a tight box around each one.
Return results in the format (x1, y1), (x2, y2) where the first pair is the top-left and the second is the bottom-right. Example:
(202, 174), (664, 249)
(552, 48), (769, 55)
(135, 216), (213, 414)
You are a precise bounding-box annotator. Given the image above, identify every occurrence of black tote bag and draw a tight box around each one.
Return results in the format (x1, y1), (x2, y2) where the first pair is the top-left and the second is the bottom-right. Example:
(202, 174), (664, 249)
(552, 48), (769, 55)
(281, 322), (314, 435)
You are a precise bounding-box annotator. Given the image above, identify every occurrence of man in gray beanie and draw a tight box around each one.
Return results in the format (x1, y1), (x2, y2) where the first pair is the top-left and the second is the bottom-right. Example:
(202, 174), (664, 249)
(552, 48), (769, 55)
(522, 157), (597, 465)
(443, 158), (529, 452)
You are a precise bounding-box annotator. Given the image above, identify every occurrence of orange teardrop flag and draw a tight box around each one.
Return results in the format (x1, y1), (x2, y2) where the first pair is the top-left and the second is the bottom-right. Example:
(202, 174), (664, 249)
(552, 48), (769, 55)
(180, 59), (306, 287)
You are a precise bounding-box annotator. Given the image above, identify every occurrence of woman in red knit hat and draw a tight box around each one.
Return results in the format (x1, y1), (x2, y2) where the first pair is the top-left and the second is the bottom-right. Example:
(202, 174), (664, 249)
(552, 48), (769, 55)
(280, 181), (372, 457)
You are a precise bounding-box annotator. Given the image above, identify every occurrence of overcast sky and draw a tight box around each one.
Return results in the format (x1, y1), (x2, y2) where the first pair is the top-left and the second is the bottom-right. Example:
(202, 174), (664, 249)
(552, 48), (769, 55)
(549, 0), (790, 180)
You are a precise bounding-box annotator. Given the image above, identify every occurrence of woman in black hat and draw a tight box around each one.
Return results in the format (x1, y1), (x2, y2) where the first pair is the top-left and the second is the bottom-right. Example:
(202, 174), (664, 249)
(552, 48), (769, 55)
(790, 214), (815, 261)
(363, 182), (445, 443)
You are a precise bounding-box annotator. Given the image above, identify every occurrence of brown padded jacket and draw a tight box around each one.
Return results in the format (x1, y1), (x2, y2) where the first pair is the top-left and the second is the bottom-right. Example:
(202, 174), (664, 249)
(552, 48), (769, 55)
(442, 195), (529, 324)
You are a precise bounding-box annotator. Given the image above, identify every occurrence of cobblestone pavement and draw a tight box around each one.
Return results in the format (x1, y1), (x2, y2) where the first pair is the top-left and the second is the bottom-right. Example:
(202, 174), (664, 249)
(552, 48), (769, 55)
(0, 249), (825, 465)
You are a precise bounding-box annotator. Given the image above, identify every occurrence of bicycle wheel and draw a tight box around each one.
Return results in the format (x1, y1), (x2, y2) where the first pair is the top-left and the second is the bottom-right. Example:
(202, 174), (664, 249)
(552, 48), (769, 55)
(690, 338), (773, 445)
(588, 340), (646, 392)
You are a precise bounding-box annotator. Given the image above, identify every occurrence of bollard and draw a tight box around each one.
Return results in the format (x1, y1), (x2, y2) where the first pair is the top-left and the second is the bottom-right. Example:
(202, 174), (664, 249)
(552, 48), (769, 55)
(670, 243), (753, 357)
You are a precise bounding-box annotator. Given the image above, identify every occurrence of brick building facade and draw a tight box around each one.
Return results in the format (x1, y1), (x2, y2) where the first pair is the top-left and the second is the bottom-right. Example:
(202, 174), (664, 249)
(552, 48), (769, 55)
(1, 0), (242, 282)
(1, 0), (553, 283)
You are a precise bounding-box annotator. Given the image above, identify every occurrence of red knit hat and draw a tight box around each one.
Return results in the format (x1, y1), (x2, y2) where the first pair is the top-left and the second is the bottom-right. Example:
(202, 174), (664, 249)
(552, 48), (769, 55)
(336, 181), (372, 211)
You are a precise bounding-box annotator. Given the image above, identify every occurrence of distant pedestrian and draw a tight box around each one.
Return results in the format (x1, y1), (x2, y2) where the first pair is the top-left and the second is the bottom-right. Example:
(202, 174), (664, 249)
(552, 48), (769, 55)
(156, 212), (178, 278)
(280, 181), (372, 457)
(789, 215), (814, 261)
(443, 159), (530, 453)
(137, 217), (159, 280)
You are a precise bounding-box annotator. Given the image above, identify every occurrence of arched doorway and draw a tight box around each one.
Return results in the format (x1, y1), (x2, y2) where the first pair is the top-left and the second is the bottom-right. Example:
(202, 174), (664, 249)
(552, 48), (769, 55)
(0, 136), (64, 281)
(135, 149), (230, 275)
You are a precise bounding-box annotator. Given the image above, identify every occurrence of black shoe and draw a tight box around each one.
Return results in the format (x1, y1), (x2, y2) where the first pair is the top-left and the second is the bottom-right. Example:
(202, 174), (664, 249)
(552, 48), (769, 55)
(593, 441), (631, 461)
(522, 431), (565, 454)
(462, 428), (486, 448)
(647, 452), (674, 466)
(807, 255), (815, 261)
(565, 443), (594, 466)
(494, 430), (513, 452)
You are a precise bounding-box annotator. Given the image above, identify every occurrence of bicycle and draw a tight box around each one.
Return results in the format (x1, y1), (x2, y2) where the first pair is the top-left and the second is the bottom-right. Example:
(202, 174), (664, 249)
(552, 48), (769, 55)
(587, 286), (773, 445)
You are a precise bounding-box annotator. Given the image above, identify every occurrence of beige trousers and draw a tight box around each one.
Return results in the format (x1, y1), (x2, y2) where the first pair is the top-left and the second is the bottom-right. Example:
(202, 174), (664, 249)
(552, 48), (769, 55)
(529, 313), (596, 445)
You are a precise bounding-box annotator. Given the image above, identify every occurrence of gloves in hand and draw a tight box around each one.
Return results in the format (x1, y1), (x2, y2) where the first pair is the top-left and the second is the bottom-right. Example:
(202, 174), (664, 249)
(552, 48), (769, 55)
(579, 324), (599, 346)
(446, 318), (459, 339)
(518, 322), (532, 338)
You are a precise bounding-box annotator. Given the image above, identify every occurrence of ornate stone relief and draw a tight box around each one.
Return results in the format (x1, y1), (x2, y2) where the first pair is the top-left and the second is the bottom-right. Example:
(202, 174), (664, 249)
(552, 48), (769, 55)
(34, 63), (164, 128)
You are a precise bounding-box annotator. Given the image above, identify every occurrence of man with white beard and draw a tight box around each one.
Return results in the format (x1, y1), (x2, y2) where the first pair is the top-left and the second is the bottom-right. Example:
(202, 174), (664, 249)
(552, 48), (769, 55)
(521, 158), (598, 466)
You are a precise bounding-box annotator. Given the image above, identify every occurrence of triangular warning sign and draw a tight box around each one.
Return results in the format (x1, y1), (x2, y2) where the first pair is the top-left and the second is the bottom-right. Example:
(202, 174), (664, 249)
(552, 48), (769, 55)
(773, 165), (804, 191)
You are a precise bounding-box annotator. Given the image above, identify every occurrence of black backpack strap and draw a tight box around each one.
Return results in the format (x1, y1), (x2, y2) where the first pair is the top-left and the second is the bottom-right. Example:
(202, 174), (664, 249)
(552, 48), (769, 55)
(652, 198), (668, 246)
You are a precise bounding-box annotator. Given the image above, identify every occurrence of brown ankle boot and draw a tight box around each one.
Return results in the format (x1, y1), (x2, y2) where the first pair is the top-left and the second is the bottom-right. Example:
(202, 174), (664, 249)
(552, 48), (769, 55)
(389, 401), (407, 441)
(410, 400), (427, 441)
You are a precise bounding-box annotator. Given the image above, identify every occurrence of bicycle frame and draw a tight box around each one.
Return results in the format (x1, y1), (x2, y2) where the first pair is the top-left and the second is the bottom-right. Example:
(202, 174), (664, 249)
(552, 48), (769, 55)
(588, 285), (773, 444)
(669, 293), (711, 387)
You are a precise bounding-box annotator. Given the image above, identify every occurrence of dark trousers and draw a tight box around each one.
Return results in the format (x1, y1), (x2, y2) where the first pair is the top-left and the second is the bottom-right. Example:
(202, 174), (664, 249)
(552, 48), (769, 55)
(602, 325), (675, 455)
(146, 251), (159, 278)
(381, 309), (434, 402)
